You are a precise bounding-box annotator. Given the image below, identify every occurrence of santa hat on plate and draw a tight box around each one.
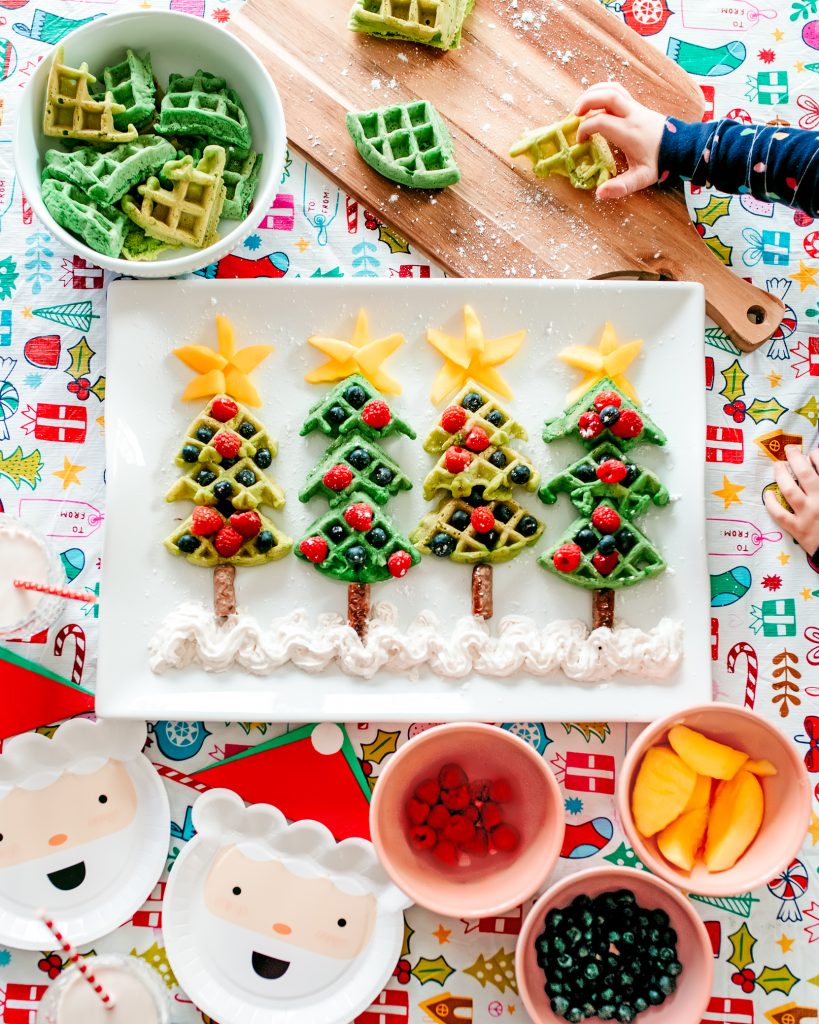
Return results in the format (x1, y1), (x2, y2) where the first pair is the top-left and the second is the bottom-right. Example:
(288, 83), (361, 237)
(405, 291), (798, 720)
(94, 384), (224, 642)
(0, 646), (94, 743)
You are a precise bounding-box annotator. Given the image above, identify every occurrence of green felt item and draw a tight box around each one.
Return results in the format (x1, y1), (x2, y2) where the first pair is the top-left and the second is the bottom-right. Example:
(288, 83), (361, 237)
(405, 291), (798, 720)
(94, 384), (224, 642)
(300, 373), (416, 441)
(543, 378), (667, 452)
(98, 49), (156, 131)
(296, 491), (420, 584)
(41, 178), (128, 258)
(411, 495), (543, 564)
(510, 114), (617, 189)
(157, 70), (251, 151)
(423, 441), (539, 500)
(348, 0), (473, 49)
(121, 223), (180, 261)
(539, 442), (669, 517)
(300, 432), (413, 507)
(346, 101), (460, 189)
(422, 380), (528, 454)
(43, 135), (176, 205)
(222, 149), (262, 220)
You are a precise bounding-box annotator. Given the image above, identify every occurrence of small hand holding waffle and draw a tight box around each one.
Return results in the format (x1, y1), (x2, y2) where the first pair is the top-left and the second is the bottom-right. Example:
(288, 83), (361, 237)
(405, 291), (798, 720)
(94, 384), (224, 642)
(510, 113), (617, 190)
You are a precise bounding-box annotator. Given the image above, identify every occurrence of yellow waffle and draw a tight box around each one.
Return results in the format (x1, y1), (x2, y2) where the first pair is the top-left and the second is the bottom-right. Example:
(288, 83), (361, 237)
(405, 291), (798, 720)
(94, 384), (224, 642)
(411, 496), (543, 565)
(423, 380), (528, 454)
(43, 46), (138, 144)
(165, 509), (292, 567)
(510, 115), (617, 190)
(423, 442), (539, 501)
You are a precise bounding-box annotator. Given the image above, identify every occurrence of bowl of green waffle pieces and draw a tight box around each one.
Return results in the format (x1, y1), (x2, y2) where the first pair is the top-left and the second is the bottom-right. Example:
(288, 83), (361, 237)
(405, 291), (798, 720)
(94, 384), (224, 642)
(14, 10), (285, 277)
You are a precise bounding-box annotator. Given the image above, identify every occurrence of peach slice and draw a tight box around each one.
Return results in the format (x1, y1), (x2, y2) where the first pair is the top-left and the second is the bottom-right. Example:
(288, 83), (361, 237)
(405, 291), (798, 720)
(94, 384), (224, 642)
(744, 758), (778, 777)
(704, 770), (764, 872)
(657, 806), (709, 872)
(682, 773), (711, 813)
(667, 724), (748, 780)
(632, 746), (698, 838)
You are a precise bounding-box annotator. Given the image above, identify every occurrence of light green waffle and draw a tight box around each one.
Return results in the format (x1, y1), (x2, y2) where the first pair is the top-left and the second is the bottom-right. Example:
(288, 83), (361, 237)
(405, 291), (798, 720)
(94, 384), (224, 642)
(165, 509), (292, 567)
(157, 70), (251, 151)
(510, 114), (617, 190)
(41, 178), (128, 258)
(121, 224), (181, 261)
(348, 0), (473, 49)
(346, 101), (460, 189)
(423, 441), (539, 501)
(222, 150), (262, 220)
(411, 495), (543, 565)
(543, 378), (666, 452)
(423, 380), (528, 454)
(43, 136), (176, 205)
(300, 432), (412, 507)
(97, 49), (156, 132)
(300, 374), (416, 441)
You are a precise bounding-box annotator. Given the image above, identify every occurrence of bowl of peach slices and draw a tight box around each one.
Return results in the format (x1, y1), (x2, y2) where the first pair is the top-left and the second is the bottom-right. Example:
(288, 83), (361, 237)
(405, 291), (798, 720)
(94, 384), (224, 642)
(617, 704), (811, 896)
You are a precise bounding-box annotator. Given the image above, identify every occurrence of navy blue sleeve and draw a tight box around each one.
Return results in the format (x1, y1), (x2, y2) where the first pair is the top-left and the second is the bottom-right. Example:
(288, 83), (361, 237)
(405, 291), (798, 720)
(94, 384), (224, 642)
(657, 116), (819, 216)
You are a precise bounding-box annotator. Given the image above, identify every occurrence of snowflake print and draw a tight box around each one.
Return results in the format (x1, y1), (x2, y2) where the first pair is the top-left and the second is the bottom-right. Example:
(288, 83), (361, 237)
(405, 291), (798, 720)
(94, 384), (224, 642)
(244, 233), (262, 251)
(212, 7), (230, 22)
(565, 797), (584, 815)
(758, 49), (776, 64)
(761, 574), (783, 591)
(0, 948), (11, 967)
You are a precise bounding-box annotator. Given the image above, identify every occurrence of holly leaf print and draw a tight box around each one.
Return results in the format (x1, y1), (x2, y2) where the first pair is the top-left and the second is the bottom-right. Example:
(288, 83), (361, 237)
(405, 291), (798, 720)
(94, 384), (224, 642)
(746, 397), (787, 425)
(755, 964), (799, 995)
(728, 922), (757, 970)
(411, 955), (455, 986)
(695, 195), (732, 226)
(720, 359), (748, 403)
(65, 336), (95, 381)
(361, 729), (401, 764)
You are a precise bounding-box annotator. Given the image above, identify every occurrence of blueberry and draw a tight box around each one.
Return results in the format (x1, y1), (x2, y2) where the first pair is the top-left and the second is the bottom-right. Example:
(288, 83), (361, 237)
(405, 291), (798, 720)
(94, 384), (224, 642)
(477, 529), (499, 549)
(575, 528), (597, 553)
(466, 486), (486, 507)
(584, 963), (599, 981)
(329, 524), (347, 543)
(599, 405), (621, 427)
(216, 500), (235, 518)
(450, 509), (471, 531)
(177, 533), (200, 553)
(255, 530), (276, 553)
(343, 384), (367, 409)
(486, 409), (504, 426)
(238, 421), (256, 439)
(616, 1006), (636, 1024)
(510, 464), (531, 484)
(598, 1008), (616, 1022)
(633, 998), (648, 1013)
(345, 544), (367, 567)
(575, 463), (597, 483)
(254, 447), (272, 469)
(347, 447), (371, 469)
(462, 391), (483, 412)
(551, 997), (570, 1017)
(494, 503), (514, 523)
(236, 469), (257, 487)
(196, 425), (214, 443)
(624, 464), (638, 486)
(366, 526), (388, 549)
(557, 953), (573, 970)
(325, 404), (348, 428)
(615, 529), (635, 553)
(518, 515), (539, 537)
(489, 450), (508, 469)
(213, 480), (233, 500)
(666, 961), (683, 977)
(372, 466), (394, 486)
(430, 532), (456, 557)
(658, 975), (675, 995)
(566, 1009), (583, 1024)
(647, 990), (664, 1007)
(197, 469), (217, 486)
(597, 535), (616, 556)
(181, 444), (199, 463)
(220, 457), (238, 469)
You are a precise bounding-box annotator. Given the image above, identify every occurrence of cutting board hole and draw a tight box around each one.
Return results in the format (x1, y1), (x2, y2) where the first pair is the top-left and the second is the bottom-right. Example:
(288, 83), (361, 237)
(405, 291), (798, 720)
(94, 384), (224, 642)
(747, 304), (766, 325)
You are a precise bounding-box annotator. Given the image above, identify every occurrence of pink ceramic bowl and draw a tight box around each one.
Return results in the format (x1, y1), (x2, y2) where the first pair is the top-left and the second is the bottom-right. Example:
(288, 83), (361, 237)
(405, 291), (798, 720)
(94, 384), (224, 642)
(516, 866), (714, 1024)
(369, 723), (564, 917)
(617, 703), (811, 896)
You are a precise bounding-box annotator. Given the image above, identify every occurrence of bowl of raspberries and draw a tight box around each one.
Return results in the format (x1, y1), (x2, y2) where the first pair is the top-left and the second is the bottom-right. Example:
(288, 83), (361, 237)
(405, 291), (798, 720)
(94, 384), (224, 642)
(369, 723), (564, 917)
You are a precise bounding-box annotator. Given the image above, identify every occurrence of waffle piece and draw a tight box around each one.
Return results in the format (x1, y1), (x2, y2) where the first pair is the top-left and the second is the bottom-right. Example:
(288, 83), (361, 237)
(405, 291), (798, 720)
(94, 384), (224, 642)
(121, 145), (226, 249)
(43, 46), (137, 144)
(98, 49), (156, 131)
(121, 223), (180, 261)
(423, 440), (539, 500)
(300, 432), (413, 507)
(423, 380), (528, 454)
(510, 115), (617, 190)
(348, 0), (473, 49)
(411, 495), (543, 565)
(543, 378), (666, 452)
(539, 442), (669, 517)
(300, 373), (416, 442)
(222, 149), (262, 220)
(43, 136), (176, 205)
(165, 507), (291, 568)
(346, 101), (460, 189)
(41, 178), (128, 258)
(296, 492), (420, 584)
(157, 70), (251, 151)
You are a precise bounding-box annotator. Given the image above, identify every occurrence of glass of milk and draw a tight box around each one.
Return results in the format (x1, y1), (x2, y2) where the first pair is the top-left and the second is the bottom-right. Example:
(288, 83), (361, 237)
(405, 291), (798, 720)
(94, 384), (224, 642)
(0, 514), (66, 639)
(37, 955), (171, 1024)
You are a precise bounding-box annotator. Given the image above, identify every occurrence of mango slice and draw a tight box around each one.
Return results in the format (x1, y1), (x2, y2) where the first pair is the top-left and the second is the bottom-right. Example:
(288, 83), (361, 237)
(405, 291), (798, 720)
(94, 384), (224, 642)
(744, 758), (778, 777)
(704, 770), (764, 872)
(682, 773), (711, 813)
(667, 724), (748, 780)
(632, 746), (698, 838)
(657, 806), (709, 872)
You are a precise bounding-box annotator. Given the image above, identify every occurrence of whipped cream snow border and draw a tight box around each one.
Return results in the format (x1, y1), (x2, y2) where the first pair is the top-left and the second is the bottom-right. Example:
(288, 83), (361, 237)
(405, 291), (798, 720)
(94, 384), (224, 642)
(149, 602), (683, 683)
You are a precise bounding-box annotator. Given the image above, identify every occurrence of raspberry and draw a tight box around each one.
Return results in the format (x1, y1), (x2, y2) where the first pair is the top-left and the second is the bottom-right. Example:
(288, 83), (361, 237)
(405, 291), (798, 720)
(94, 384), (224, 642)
(428, 804), (451, 831)
(470, 779), (492, 802)
(229, 510), (262, 538)
(444, 446), (472, 473)
(480, 801), (502, 830)
(409, 825), (437, 850)
(439, 763), (468, 789)
(388, 550), (413, 578)
(361, 399), (391, 429)
(578, 411), (603, 440)
(591, 505), (621, 534)
(344, 502), (374, 531)
(444, 814), (476, 846)
(463, 827), (489, 857)
(214, 525), (244, 558)
(212, 431), (242, 459)
(596, 459), (627, 485)
(191, 506), (223, 536)
(441, 405), (467, 433)
(406, 797), (429, 825)
(470, 506), (495, 532)
(610, 409), (643, 439)
(441, 784), (471, 811)
(432, 839), (458, 865)
(323, 464), (354, 491)
(553, 542), (583, 573)
(415, 778), (440, 805)
(211, 396), (239, 421)
(593, 551), (619, 575)
(464, 804), (480, 822)
(299, 536), (328, 563)
(464, 426), (490, 452)
(593, 390), (622, 412)
(491, 823), (520, 853)
(489, 778), (513, 802)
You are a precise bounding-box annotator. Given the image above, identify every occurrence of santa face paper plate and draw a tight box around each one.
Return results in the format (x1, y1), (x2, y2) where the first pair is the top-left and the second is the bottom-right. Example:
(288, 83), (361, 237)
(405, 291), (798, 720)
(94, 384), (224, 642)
(163, 790), (412, 1024)
(0, 718), (170, 949)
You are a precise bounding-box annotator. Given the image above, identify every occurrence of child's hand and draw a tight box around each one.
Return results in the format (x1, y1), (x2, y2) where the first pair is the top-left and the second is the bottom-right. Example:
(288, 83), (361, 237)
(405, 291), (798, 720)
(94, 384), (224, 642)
(573, 83), (666, 200)
(763, 445), (819, 557)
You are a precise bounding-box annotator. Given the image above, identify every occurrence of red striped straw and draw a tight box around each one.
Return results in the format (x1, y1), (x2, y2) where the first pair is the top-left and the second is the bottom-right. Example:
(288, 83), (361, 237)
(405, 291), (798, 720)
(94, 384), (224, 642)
(38, 911), (115, 1010)
(13, 580), (96, 604)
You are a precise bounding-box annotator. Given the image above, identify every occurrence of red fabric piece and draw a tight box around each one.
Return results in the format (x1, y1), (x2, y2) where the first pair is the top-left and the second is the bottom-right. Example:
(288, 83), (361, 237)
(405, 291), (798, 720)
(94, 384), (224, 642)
(0, 647), (94, 740)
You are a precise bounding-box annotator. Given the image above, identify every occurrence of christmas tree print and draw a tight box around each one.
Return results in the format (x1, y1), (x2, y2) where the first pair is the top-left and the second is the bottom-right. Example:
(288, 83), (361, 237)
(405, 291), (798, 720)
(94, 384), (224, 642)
(411, 381), (543, 618)
(296, 376), (420, 638)
(32, 300), (99, 332)
(0, 445), (43, 490)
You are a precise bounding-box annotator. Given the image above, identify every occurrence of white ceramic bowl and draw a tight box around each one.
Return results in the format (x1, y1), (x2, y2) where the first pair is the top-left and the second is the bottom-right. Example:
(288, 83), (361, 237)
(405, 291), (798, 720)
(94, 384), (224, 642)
(14, 10), (286, 277)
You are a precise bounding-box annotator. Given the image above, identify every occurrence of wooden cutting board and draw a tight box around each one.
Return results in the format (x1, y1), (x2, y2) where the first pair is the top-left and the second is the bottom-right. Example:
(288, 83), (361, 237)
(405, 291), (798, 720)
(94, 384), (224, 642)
(231, 0), (783, 351)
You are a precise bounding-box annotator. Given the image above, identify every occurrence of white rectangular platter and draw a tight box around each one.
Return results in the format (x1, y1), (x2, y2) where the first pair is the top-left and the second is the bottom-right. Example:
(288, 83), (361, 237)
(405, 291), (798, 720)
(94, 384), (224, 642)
(98, 279), (711, 722)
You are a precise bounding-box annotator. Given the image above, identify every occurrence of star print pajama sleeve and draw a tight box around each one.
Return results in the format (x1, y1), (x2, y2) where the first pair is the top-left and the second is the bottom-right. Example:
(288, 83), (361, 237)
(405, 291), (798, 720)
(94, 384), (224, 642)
(658, 117), (819, 217)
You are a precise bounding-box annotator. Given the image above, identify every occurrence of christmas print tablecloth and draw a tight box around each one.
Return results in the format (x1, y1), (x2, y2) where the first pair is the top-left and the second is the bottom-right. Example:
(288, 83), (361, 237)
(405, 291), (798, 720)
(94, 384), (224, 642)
(0, 1), (817, 1022)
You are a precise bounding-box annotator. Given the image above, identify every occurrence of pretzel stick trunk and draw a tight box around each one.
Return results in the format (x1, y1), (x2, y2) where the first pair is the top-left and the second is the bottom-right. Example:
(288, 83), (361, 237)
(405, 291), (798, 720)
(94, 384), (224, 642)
(213, 565), (236, 619)
(472, 564), (493, 620)
(592, 588), (615, 630)
(348, 583), (371, 640)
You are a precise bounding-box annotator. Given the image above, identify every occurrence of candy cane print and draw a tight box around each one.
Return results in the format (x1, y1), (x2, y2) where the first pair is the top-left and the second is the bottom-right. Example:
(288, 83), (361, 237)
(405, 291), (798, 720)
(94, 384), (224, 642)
(727, 642), (759, 708)
(53, 623), (86, 686)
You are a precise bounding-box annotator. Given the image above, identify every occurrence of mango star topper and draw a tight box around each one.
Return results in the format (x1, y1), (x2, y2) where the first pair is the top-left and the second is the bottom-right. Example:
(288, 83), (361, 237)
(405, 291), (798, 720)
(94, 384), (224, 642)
(559, 321), (643, 406)
(426, 305), (526, 404)
(305, 309), (404, 394)
(174, 314), (273, 407)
